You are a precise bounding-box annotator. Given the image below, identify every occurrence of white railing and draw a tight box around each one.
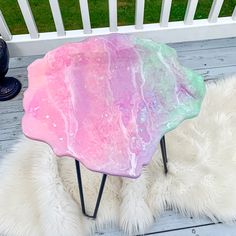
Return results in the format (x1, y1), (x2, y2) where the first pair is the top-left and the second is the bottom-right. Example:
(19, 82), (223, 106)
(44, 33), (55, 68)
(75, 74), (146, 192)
(0, 0), (236, 57)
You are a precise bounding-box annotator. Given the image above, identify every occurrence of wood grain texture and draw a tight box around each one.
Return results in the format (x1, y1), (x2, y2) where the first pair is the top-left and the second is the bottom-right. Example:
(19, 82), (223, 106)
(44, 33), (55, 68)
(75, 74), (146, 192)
(1, 38), (236, 235)
(178, 47), (236, 70)
(8, 38), (236, 68)
(97, 222), (236, 236)
(95, 211), (214, 235)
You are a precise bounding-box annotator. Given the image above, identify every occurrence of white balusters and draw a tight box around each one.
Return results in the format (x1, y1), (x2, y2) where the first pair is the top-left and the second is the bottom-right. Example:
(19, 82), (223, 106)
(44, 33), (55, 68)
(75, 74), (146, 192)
(49, 0), (65, 36)
(79, 0), (92, 34)
(184, 0), (199, 25)
(135, 0), (145, 29)
(160, 0), (172, 27)
(17, 0), (38, 39)
(208, 0), (224, 23)
(108, 0), (118, 32)
(233, 6), (236, 21)
(0, 11), (12, 41)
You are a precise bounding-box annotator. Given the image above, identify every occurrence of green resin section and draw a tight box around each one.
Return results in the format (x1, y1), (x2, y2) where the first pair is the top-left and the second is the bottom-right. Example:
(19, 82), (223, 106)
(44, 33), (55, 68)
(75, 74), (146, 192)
(133, 37), (206, 134)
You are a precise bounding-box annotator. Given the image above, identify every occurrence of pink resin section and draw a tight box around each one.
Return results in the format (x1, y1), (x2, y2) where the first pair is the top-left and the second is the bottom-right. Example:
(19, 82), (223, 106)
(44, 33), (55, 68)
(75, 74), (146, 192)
(23, 36), (145, 177)
(22, 34), (205, 178)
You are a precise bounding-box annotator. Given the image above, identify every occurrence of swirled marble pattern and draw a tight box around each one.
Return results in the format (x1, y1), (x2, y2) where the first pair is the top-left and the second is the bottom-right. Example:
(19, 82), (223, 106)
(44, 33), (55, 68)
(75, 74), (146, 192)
(22, 34), (205, 178)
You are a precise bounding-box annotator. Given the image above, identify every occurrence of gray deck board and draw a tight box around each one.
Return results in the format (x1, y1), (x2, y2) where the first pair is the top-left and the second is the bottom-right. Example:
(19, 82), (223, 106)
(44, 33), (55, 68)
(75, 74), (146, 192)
(94, 211), (215, 235)
(1, 37), (236, 235)
(177, 46), (236, 70)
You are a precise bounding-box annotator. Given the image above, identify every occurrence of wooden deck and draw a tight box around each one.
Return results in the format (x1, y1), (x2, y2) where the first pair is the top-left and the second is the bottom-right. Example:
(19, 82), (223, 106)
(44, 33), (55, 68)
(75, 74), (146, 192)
(1, 37), (236, 235)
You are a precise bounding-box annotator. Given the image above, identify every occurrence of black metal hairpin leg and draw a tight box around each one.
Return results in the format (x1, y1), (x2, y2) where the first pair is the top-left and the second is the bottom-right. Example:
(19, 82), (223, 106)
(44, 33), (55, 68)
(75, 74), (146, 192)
(75, 160), (107, 219)
(75, 137), (166, 219)
(160, 136), (168, 174)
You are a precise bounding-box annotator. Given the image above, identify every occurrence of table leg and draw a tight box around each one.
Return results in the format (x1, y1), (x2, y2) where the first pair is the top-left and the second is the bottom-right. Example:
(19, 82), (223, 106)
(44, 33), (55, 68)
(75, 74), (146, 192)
(75, 137), (167, 219)
(75, 160), (107, 219)
(160, 136), (168, 174)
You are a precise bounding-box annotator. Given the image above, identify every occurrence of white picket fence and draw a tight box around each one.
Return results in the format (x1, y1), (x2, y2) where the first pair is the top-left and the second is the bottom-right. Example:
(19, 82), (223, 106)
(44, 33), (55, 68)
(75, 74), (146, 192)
(0, 0), (236, 57)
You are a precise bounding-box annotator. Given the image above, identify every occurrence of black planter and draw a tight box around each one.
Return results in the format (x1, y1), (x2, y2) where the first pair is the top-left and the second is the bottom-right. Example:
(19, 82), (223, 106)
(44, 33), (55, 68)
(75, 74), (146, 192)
(0, 39), (21, 101)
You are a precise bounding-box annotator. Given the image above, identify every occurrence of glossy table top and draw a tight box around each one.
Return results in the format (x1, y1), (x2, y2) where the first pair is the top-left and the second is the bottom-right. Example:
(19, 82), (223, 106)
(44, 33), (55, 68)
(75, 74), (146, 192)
(22, 34), (205, 178)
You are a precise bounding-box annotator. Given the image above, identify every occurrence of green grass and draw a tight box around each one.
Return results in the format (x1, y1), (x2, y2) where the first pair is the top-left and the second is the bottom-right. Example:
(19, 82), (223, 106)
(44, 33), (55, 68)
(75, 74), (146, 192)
(0, 0), (235, 35)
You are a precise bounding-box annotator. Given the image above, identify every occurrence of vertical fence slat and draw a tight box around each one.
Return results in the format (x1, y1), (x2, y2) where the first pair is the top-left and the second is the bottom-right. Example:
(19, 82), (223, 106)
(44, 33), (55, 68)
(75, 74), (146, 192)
(49, 0), (65, 36)
(0, 11), (12, 41)
(79, 0), (92, 34)
(208, 0), (224, 23)
(17, 0), (38, 39)
(135, 0), (145, 29)
(160, 0), (172, 27)
(108, 0), (118, 32)
(184, 0), (199, 25)
(233, 6), (236, 21)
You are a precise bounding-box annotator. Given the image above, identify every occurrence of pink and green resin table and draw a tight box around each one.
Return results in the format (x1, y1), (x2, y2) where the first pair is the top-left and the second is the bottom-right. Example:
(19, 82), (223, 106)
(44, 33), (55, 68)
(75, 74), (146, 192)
(22, 34), (205, 218)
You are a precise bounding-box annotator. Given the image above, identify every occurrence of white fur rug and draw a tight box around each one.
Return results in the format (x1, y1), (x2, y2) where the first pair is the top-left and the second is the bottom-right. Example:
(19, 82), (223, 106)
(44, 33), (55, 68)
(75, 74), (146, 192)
(0, 76), (236, 236)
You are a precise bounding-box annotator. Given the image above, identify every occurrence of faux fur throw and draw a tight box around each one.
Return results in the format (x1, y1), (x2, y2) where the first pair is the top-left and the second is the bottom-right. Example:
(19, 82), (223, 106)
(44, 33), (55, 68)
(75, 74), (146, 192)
(0, 76), (236, 236)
